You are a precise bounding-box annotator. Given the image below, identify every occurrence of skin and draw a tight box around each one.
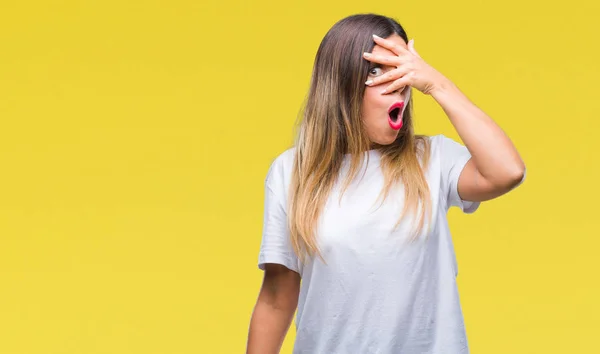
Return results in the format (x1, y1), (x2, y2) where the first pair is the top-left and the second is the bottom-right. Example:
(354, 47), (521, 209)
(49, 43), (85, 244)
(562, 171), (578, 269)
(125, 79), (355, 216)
(363, 33), (526, 202)
(247, 264), (300, 354)
(361, 33), (411, 146)
(247, 31), (527, 354)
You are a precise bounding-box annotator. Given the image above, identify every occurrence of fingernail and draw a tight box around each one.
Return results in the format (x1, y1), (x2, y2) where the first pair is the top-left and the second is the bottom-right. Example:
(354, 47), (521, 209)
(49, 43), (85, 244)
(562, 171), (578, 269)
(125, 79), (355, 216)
(365, 80), (373, 85)
(373, 34), (381, 40)
(363, 52), (371, 58)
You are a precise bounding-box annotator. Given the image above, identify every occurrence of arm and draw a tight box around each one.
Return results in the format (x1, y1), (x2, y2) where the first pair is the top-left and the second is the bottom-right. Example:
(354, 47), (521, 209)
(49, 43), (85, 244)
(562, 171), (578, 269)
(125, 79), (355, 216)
(430, 79), (526, 202)
(362, 35), (525, 202)
(247, 264), (301, 354)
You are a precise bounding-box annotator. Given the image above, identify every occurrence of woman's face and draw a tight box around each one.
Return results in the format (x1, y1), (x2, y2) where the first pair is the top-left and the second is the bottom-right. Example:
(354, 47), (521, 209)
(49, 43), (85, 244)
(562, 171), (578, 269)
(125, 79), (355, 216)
(361, 33), (410, 147)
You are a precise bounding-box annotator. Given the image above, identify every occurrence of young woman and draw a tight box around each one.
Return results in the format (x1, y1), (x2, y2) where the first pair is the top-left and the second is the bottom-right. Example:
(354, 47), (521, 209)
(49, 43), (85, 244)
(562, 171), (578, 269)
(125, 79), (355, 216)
(247, 13), (525, 354)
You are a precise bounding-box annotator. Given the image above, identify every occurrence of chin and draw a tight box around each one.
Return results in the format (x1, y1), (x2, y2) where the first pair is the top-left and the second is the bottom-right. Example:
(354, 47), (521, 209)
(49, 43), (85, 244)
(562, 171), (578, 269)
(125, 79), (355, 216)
(380, 133), (400, 146)
(373, 138), (396, 147)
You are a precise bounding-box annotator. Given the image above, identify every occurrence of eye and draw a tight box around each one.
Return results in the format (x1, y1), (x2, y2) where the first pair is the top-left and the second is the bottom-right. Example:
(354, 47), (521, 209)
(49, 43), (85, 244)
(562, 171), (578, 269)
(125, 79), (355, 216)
(368, 66), (383, 76)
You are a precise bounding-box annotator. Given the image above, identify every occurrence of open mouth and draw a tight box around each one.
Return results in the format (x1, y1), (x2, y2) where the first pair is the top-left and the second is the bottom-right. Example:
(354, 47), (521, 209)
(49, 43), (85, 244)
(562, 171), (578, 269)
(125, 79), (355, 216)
(388, 107), (401, 122)
(387, 101), (404, 122)
(387, 101), (404, 130)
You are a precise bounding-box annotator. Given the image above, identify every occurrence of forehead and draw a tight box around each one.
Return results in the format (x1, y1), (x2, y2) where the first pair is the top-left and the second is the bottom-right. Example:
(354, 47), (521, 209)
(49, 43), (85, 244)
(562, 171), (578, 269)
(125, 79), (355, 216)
(371, 33), (407, 56)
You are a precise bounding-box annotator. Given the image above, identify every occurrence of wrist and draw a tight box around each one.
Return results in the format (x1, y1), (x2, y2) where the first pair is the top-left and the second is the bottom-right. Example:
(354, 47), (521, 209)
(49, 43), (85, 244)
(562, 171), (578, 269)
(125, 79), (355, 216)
(429, 77), (456, 96)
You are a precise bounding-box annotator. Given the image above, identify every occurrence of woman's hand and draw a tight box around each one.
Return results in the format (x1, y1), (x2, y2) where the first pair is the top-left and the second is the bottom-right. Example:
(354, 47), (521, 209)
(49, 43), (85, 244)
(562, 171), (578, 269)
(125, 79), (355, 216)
(363, 35), (448, 95)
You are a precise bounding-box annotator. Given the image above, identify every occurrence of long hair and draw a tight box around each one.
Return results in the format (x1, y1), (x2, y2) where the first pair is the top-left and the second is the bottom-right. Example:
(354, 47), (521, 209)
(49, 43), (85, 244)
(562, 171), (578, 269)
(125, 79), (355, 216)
(288, 13), (432, 264)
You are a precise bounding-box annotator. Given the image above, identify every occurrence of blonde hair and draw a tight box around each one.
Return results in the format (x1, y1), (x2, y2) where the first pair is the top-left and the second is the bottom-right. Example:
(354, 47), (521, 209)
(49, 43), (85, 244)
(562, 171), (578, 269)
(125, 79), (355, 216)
(287, 14), (432, 264)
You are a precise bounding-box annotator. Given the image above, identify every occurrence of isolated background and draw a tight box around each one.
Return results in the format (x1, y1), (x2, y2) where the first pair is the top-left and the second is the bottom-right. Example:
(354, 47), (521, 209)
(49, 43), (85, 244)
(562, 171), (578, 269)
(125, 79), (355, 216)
(1, 0), (598, 353)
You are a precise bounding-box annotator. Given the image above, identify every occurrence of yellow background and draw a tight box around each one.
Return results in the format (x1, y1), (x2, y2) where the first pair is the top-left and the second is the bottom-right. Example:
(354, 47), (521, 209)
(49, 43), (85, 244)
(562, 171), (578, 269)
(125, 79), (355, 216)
(1, 0), (598, 353)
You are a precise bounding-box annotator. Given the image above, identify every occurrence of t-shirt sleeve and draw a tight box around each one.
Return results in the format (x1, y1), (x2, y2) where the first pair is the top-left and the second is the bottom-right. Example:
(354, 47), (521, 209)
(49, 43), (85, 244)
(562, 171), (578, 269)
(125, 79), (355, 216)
(257, 157), (300, 274)
(437, 135), (480, 213)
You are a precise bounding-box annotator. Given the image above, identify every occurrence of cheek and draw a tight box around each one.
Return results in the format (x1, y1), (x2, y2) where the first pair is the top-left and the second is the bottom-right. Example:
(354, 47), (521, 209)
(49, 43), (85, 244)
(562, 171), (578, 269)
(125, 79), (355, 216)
(362, 88), (383, 119)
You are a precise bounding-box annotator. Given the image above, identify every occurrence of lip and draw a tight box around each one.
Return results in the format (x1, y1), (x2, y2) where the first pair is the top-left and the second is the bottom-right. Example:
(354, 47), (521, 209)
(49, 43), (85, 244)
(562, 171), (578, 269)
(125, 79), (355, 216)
(387, 101), (405, 114)
(387, 101), (405, 131)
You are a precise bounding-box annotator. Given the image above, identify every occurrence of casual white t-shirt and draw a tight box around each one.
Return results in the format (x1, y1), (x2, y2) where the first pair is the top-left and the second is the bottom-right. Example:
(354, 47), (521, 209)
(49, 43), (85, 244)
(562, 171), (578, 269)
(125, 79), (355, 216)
(258, 134), (481, 354)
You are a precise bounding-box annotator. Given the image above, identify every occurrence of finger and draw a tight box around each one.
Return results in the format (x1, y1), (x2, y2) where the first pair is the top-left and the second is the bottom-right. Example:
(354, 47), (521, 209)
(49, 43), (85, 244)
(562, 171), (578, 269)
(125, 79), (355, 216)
(365, 66), (411, 86)
(408, 39), (421, 58)
(372, 34), (410, 56)
(382, 76), (412, 94)
(362, 52), (404, 67)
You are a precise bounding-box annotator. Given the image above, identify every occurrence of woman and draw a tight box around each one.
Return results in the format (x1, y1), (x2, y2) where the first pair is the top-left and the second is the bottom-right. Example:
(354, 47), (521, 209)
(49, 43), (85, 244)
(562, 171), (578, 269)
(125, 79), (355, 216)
(247, 13), (525, 354)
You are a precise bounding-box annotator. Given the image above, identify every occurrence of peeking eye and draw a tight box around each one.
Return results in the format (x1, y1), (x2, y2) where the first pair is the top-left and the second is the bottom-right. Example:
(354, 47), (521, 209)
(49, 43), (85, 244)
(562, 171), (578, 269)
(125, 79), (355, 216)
(368, 67), (383, 76)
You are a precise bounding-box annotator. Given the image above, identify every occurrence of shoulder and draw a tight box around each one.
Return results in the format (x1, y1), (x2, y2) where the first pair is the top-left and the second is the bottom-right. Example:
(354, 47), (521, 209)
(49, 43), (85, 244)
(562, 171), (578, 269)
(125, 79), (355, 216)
(423, 134), (467, 158)
(424, 134), (450, 149)
(417, 134), (470, 176)
(413, 134), (445, 162)
(265, 146), (297, 187)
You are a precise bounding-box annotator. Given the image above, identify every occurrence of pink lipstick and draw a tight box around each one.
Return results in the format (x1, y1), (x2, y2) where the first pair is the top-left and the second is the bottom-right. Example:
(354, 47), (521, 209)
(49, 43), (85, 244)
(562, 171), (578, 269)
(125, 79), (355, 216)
(387, 101), (404, 130)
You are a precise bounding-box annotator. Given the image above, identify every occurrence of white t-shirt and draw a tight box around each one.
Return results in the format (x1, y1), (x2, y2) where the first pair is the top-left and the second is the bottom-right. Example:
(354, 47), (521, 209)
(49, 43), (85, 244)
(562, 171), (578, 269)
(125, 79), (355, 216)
(258, 134), (480, 354)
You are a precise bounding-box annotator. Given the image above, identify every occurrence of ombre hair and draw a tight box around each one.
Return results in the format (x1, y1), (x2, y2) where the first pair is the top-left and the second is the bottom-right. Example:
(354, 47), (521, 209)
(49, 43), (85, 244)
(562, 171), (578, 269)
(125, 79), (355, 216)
(288, 14), (432, 264)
